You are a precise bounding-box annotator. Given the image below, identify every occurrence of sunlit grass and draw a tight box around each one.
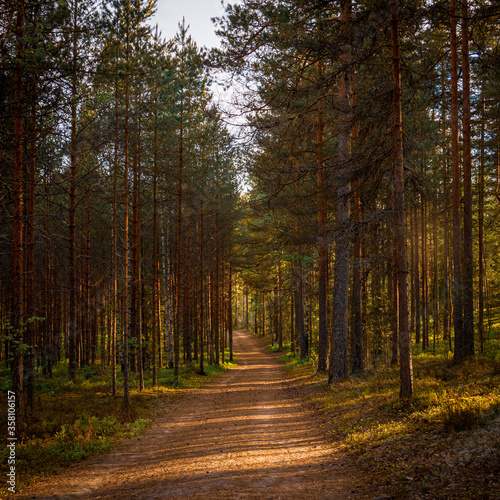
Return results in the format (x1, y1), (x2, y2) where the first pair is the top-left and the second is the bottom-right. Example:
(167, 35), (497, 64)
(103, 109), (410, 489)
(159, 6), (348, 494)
(267, 341), (291, 353)
(275, 336), (500, 498)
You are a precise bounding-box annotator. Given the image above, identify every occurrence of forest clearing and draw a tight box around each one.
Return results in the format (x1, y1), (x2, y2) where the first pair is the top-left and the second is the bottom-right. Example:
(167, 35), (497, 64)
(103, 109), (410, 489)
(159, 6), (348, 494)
(1, 0), (500, 498)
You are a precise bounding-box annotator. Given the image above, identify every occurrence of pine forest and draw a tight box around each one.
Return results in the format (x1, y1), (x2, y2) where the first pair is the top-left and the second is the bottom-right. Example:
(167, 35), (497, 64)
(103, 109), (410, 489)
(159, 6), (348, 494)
(1, 0), (499, 498)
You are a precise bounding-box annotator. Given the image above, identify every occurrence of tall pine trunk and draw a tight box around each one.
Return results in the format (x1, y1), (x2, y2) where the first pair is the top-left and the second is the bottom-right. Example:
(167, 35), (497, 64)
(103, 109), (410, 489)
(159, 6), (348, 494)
(68, 0), (78, 381)
(25, 64), (37, 407)
(421, 196), (429, 351)
(228, 246), (233, 361)
(478, 94), (485, 352)
(174, 96), (183, 380)
(316, 61), (328, 372)
(294, 259), (307, 359)
(329, 0), (351, 384)
(391, 0), (413, 398)
(122, 9), (131, 406)
(111, 40), (119, 396)
(351, 71), (363, 374)
(441, 62), (451, 346)
(461, 0), (474, 359)
(450, 0), (464, 361)
(12, 0), (25, 412)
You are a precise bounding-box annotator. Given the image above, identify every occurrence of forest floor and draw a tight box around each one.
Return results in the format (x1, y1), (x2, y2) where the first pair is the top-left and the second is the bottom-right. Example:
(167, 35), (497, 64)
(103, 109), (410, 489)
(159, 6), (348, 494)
(271, 340), (500, 500)
(11, 330), (376, 500)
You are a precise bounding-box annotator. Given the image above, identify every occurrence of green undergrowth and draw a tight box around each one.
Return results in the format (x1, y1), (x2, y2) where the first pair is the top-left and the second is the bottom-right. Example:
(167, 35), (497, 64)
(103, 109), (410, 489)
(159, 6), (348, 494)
(0, 354), (236, 496)
(275, 338), (500, 499)
(267, 341), (292, 353)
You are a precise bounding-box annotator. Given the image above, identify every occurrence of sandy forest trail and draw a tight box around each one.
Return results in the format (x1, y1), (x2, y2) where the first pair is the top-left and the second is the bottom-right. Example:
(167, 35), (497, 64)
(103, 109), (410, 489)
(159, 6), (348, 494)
(18, 331), (373, 499)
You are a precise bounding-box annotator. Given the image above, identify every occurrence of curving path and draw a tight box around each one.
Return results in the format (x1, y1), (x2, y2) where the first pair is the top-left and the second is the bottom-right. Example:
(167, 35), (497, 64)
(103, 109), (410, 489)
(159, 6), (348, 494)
(18, 331), (371, 499)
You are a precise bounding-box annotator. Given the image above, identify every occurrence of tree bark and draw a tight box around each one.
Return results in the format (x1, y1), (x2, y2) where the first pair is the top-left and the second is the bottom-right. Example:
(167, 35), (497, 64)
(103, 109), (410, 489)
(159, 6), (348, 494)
(174, 92), (183, 380)
(414, 205), (421, 344)
(316, 61), (328, 373)
(450, 0), (464, 362)
(351, 70), (363, 374)
(183, 204), (192, 363)
(68, 0), (79, 382)
(215, 214), (220, 365)
(122, 7), (131, 406)
(228, 245), (233, 362)
(478, 94), (485, 353)
(461, 0), (474, 359)
(152, 51), (158, 386)
(294, 258), (307, 359)
(199, 165), (206, 374)
(421, 196), (429, 351)
(111, 38), (119, 396)
(391, 0), (413, 398)
(133, 87), (144, 390)
(25, 56), (37, 407)
(278, 259), (283, 350)
(391, 234), (399, 365)
(12, 0), (25, 411)
(329, 0), (351, 384)
(441, 62), (451, 346)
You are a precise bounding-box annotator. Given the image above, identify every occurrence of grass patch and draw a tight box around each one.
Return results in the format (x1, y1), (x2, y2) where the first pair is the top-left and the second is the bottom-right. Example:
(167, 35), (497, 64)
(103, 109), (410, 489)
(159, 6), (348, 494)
(267, 342), (291, 353)
(275, 340), (500, 499)
(0, 355), (236, 496)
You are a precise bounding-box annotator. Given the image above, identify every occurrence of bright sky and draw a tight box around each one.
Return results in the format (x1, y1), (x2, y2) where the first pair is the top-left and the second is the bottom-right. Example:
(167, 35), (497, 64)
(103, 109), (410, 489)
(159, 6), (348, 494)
(150, 0), (229, 49)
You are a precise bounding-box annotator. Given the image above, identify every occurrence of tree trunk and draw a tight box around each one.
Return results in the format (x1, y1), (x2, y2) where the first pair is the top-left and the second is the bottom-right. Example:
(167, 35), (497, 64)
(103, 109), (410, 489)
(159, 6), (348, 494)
(152, 60), (158, 386)
(391, 235), (399, 366)
(262, 292), (266, 338)
(174, 95), (183, 380)
(122, 11), (131, 406)
(68, 0), (78, 381)
(278, 260), (283, 350)
(478, 94), (485, 353)
(245, 288), (249, 331)
(329, 0), (351, 384)
(215, 214), (220, 365)
(85, 207), (91, 367)
(441, 62), (451, 346)
(25, 65), (37, 407)
(199, 165), (206, 373)
(351, 69), (363, 374)
(450, 0), (464, 362)
(316, 61), (328, 372)
(161, 218), (174, 370)
(391, 0), (413, 398)
(410, 206), (415, 336)
(130, 78), (144, 388)
(184, 204), (192, 363)
(228, 246), (233, 362)
(12, 0), (25, 413)
(421, 196), (429, 351)
(295, 257), (307, 359)
(432, 133), (439, 350)
(461, 0), (474, 359)
(111, 40), (119, 396)
(414, 205), (421, 344)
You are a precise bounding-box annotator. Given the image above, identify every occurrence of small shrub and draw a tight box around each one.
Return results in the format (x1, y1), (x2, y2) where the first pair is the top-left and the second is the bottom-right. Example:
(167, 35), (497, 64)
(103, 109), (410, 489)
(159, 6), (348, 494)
(443, 399), (483, 431)
(125, 418), (150, 437)
(96, 416), (118, 437)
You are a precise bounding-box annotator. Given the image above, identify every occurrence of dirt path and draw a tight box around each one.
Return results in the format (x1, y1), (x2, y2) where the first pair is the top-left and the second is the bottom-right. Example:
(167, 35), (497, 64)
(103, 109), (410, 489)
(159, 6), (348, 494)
(18, 331), (373, 499)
